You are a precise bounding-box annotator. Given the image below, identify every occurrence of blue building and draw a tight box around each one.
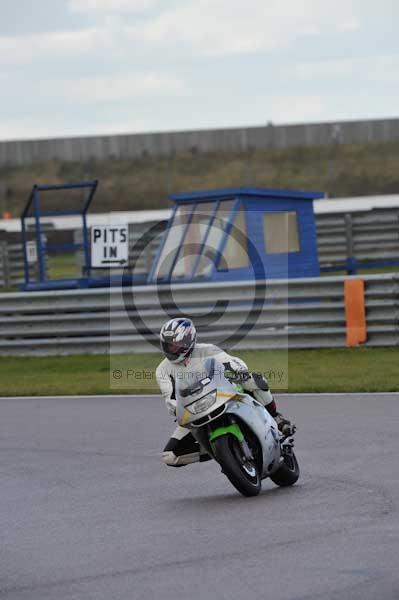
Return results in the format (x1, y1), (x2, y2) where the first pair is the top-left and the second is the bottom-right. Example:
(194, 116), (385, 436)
(149, 187), (325, 283)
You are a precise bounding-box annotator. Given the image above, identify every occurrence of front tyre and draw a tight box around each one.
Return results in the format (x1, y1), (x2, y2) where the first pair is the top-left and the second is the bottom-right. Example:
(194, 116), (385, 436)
(270, 449), (299, 487)
(213, 435), (261, 497)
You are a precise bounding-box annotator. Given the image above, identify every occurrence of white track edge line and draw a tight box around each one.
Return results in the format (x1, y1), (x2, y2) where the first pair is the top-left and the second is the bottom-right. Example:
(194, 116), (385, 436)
(1, 392), (399, 400)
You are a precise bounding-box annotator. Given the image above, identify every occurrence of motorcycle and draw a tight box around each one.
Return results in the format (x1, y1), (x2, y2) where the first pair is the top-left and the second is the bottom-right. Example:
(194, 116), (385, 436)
(175, 357), (299, 497)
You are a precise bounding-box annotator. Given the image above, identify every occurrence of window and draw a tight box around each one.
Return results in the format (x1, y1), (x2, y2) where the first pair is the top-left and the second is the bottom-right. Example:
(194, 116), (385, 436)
(194, 201), (235, 277)
(152, 198), (246, 281)
(263, 211), (300, 254)
(217, 210), (248, 270)
(153, 204), (193, 279)
(172, 202), (216, 279)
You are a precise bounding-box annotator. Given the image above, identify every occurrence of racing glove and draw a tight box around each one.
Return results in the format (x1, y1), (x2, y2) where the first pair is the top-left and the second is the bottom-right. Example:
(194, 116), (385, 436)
(275, 413), (295, 436)
(223, 361), (251, 384)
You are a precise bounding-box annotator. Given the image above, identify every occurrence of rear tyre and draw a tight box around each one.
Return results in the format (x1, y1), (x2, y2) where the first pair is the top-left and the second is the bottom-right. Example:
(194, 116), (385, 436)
(213, 435), (261, 497)
(270, 449), (299, 487)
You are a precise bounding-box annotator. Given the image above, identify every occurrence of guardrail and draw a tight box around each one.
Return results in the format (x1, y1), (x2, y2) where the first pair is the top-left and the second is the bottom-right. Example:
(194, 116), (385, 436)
(0, 274), (397, 356)
(316, 208), (399, 271)
(0, 242), (26, 288)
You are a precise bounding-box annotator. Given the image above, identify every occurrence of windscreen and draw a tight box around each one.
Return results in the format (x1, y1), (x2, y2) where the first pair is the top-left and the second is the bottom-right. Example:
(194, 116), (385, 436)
(176, 356), (237, 400)
(177, 357), (216, 399)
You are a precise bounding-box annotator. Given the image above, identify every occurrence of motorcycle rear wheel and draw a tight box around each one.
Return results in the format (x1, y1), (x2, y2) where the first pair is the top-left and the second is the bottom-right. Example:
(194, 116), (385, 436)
(213, 435), (261, 497)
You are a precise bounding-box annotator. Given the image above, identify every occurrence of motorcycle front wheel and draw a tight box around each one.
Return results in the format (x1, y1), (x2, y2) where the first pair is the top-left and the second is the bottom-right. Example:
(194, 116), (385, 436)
(270, 449), (299, 487)
(213, 435), (261, 497)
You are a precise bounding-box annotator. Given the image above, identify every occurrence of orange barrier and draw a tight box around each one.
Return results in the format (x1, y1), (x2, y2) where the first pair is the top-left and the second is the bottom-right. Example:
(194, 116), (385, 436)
(344, 278), (367, 347)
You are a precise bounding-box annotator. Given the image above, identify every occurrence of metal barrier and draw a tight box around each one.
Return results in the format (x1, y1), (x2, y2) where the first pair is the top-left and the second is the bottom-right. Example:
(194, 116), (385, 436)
(0, 242), (26, 288)
(0, 274), (397, 355)
(317, 208), (399, 272)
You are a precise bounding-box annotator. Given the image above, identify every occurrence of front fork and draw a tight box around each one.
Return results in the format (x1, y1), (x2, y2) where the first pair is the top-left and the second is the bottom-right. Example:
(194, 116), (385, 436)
(208, 418), (255, 465)
(195, 418), (254, 463)
(279, 427), (296, 461)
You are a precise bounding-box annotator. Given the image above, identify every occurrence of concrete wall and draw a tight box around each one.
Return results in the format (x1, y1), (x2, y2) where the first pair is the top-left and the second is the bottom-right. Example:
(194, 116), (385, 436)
(1, 118), (399, 167)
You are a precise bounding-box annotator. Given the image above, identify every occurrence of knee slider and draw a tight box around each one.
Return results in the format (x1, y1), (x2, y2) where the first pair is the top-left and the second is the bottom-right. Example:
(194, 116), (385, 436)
(162, 450), (200, 467)
(163, 450), (181, 467)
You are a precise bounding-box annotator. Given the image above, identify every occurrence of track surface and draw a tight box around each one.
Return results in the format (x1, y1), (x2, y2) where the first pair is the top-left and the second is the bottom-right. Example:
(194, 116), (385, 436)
(1, 393), (399, 600)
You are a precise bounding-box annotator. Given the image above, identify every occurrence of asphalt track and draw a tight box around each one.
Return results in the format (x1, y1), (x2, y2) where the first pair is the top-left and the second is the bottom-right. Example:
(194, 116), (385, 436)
(1, 393), (399, 600)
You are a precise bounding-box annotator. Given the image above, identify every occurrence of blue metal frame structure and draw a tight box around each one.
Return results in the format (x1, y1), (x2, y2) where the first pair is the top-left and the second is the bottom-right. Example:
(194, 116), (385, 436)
(20, 180), (98, 290)
(147, 203), (178, 282)
(21, 212), (29, 284)
(33, 186), (46, 282)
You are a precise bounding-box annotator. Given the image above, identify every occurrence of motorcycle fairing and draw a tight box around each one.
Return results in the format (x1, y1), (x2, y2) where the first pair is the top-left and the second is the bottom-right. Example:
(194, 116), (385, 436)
(223, 397), (281, 479)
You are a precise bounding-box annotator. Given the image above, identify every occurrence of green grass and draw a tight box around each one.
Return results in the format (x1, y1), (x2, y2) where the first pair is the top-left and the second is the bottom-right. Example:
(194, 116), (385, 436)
(47, 252), (82, 279)
(1, 347), (398, 397)
(2, 140), (399, 217)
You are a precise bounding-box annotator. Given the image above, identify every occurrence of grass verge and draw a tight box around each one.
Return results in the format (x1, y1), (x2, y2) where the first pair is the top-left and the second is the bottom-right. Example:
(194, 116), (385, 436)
(0, 347), (398, 397)
(2, 140), (399, 217)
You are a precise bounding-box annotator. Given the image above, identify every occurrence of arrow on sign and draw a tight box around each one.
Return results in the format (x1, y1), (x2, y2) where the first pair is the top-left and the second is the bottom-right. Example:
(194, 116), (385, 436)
(101, 259), (128, 265)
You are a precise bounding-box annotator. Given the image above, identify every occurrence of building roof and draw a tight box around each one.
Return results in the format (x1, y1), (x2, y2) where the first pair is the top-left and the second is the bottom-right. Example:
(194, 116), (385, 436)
(170, 187), (326, 203)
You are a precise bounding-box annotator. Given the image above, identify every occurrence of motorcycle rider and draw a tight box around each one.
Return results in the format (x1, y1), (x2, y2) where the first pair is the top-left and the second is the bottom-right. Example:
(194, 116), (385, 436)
(156, 317), (294, 467)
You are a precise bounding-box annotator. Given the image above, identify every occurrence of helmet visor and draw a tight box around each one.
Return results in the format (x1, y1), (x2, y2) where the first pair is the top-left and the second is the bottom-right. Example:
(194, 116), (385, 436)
(161, 340), (189, 362)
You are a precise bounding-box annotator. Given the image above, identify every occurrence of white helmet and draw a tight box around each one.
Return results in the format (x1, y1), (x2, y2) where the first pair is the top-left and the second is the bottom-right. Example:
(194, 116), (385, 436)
(160, 318), (197, 364)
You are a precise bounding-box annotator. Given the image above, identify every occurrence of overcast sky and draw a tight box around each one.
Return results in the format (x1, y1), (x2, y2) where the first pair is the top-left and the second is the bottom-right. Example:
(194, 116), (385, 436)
(1, 0), (398, 141)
